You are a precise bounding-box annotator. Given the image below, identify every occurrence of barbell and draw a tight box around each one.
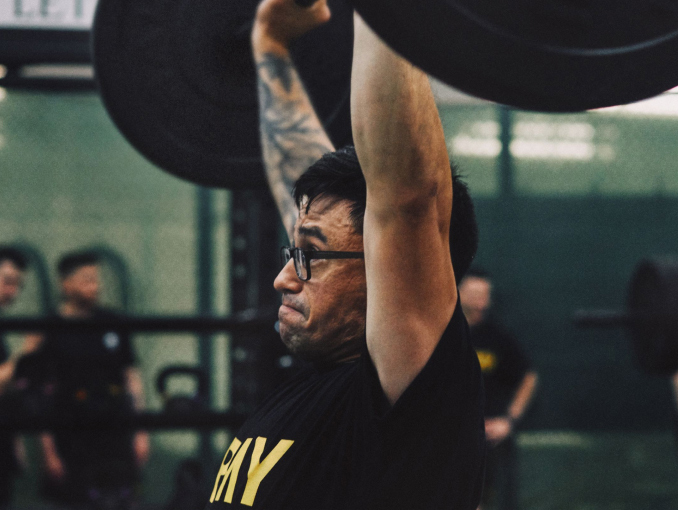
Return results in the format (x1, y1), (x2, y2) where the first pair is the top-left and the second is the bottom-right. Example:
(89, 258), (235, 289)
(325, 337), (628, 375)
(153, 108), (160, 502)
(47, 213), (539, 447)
(92, 0), (678, 190)
(573, 257), (678, 376)
(92, 0), (354, 189)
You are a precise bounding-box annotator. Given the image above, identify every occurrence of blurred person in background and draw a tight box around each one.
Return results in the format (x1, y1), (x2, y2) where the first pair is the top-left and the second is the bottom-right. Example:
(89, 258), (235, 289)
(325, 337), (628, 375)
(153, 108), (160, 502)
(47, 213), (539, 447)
(459, 268), (538, 510)
(34, 251), (149, 508)
(0, 247), (30, 509)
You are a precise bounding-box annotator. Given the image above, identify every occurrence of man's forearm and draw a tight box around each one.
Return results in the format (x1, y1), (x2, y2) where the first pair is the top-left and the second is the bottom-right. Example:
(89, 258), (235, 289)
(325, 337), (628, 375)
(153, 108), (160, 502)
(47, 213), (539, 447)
(125, 367), (146, 411)
(253, 33), (334, 240)
(0, 359), (14, 394)
(508, 371), (538, 422)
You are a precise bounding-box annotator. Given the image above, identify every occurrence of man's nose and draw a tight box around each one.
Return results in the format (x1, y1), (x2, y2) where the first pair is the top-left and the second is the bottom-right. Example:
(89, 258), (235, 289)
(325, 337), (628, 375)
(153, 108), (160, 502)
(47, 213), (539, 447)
(274, 259), (303, 293)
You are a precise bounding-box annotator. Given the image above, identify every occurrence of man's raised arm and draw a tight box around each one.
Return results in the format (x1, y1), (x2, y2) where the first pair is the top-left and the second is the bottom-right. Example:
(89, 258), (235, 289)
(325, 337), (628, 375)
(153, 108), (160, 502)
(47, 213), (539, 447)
(251, 0), (335, 240)
(352, 15), (456, 405)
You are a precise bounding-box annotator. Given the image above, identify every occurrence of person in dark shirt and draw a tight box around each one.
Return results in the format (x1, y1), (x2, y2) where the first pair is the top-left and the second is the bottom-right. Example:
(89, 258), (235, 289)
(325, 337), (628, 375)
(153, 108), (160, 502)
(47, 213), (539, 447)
(0, 247), (30, 390)
(459, 268), (539, 510)
(203, 2), (485, 509)
(0, 247), (29, 509)
(35, 251), (149, 505)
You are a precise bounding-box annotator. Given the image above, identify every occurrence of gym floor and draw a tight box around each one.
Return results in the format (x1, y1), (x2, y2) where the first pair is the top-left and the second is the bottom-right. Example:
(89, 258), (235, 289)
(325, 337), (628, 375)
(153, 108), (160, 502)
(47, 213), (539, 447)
(11, 431), (678, 510)
(517, 431), (678, 510)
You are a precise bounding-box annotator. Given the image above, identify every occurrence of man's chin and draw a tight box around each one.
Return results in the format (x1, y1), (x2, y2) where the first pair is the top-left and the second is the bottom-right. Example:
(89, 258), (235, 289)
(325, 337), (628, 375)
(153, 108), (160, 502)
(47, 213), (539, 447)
(279, 325), (300, 352)
(279, 326), (315, 361)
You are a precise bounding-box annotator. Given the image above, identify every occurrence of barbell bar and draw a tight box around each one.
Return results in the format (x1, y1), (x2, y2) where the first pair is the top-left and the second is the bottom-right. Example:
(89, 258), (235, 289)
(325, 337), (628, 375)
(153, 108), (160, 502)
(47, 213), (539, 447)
(0, 308), (278, 334)
(0, 411), (248, 432)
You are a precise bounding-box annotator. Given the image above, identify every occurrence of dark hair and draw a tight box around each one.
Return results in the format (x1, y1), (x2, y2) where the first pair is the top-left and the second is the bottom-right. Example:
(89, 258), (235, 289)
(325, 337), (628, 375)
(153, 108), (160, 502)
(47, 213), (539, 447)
(294, 146), (367, 234)
(294, 145), (478, 281)
(57, 251), (100, 279)
(0, 246), (28, 271)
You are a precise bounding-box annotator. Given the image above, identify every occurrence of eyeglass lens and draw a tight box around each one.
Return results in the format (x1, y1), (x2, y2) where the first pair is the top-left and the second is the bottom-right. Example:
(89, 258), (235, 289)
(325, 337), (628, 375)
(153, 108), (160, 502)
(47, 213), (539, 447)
(281, 248), (309, 281)
(294, 249), (307, 280)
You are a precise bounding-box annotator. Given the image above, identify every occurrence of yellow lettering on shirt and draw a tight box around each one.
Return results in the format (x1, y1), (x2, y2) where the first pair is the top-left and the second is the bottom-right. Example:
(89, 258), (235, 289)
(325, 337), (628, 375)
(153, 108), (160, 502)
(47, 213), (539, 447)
(210, 437), (252, 503)
(476, 350), (497, 373)
(240, 437), (294, 507)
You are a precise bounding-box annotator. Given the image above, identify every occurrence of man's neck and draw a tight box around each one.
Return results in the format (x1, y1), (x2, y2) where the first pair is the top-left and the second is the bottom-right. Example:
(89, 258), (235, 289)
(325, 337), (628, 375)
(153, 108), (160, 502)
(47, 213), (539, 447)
(465, 312), (486, 328)
(60, 301), (94, 318)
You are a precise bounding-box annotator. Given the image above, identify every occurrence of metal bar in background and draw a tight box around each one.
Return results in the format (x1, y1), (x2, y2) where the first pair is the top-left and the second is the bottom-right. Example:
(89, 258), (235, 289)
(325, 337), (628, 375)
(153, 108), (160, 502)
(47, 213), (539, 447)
(572, 310), (673, 328)
(0, 310), (278, 333)
(230, 190), (288, 416)
(196, 186), (215, 469)
(0, 29), (92, 65)
(497, 105), (515, 197)
(0, 411), (248, 432)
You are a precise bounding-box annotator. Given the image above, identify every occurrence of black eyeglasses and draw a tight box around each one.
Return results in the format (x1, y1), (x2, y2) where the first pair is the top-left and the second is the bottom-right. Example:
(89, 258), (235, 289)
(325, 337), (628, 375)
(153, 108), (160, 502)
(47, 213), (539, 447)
(280, 246), (364, 281)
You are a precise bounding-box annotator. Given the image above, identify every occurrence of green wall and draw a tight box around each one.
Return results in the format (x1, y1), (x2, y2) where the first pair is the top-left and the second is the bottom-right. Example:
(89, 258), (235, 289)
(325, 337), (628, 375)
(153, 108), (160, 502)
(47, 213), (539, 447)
(3, 87), (678, 506)
(439, 103), (678, 431)
(0, 89), (233, 505)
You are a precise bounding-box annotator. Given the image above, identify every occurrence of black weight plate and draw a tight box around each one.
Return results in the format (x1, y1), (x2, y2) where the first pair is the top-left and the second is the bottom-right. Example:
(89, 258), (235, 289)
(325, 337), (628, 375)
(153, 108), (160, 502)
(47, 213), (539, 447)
(92, 0), (353, 189)
(352, 0), (678, 112)
(627, 258), (678, 375)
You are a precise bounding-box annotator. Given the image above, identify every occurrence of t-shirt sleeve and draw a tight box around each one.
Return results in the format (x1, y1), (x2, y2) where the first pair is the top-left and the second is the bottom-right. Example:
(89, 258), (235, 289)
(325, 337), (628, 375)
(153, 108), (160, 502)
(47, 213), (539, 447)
(99, 309), (136, 367)
(360, 301), (483, 420)
(496, 330), (532, 388)
(355, 300), (486, 510)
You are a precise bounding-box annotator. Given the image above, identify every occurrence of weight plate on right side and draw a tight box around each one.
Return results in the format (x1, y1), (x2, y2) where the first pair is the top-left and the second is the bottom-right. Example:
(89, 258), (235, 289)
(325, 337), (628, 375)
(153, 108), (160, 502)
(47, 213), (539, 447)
(352, 0), (678, 112)
(627, 258), (678, 375)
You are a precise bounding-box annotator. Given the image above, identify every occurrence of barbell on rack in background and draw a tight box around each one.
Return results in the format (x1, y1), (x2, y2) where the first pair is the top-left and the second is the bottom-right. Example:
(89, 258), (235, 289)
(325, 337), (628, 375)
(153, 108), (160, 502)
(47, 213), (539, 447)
(0, 308), (279, 432)
(573, 258), (678, 376)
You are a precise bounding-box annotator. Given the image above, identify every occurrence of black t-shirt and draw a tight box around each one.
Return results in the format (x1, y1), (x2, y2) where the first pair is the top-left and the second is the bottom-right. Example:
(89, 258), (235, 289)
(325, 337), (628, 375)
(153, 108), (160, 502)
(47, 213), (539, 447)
(42, 308), (135, 405)
(0, 334), (8, 365)
(205, 301), (485, 510)
(470, 320), (531, 418)
(0, 330), (17, 477)
(41, 308), (137, 475)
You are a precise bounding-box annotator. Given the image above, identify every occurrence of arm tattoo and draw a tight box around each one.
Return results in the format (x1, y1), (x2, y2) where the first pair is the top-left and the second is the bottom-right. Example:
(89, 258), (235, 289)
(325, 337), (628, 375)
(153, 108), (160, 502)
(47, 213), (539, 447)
(256, 52), (334, 239)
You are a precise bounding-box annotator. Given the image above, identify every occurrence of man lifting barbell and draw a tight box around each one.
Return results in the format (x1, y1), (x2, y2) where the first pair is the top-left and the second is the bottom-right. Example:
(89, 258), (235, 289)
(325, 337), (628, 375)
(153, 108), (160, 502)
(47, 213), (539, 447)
(205, 0), (485, 508)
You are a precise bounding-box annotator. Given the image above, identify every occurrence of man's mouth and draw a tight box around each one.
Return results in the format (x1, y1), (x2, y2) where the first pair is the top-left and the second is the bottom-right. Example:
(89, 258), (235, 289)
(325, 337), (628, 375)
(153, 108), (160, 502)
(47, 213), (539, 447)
(280, 299), (304, 316)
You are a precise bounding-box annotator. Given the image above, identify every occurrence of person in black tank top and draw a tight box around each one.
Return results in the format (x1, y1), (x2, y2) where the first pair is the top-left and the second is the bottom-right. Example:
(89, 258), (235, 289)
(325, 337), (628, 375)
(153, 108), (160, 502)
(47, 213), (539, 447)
(203, 2), (485, 509)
